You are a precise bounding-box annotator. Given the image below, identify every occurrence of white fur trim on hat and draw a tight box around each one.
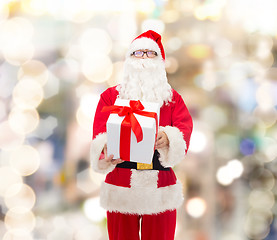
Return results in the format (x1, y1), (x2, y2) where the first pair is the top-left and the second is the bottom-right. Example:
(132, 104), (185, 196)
(127, 37), (163, 59)
(90, 133), (116, 174)
(100, 179), (184, 215)
(157, 126), (187, 168)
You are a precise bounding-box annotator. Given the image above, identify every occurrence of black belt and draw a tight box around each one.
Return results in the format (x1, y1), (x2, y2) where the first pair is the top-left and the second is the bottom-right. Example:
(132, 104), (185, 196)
(116, 150), (170, 171)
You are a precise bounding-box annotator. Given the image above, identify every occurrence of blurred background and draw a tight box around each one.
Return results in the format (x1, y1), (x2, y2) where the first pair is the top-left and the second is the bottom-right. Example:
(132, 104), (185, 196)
(0, 0), (277, 239)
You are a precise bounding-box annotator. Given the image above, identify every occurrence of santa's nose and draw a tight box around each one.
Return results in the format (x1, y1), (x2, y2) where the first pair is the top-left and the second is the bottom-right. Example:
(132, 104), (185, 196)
(142, 54), (147, 59)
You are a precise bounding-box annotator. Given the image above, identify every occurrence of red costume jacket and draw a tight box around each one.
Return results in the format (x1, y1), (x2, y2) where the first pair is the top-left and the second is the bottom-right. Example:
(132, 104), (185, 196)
(91, 86), (193, 215)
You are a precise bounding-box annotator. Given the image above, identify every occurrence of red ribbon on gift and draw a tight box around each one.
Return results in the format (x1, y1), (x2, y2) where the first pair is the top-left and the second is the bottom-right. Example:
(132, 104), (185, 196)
(102, 100), (158, 161)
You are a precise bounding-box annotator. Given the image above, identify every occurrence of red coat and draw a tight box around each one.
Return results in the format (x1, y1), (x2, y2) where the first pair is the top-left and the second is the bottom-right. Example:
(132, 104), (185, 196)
(91, 86), (193, 214)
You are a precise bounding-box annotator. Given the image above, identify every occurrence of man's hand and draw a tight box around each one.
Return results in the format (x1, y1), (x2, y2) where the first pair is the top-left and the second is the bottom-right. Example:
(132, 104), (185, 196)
(155, 131), (169, 149)
(102, 144), (124, 165)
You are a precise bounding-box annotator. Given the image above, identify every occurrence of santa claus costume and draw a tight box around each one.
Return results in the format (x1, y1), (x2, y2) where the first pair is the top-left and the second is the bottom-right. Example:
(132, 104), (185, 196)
(91, 30), (193, 240)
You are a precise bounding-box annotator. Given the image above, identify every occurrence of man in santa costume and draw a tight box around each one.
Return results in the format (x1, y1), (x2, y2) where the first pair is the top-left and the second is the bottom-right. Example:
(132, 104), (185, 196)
(91, 30), (193, 240)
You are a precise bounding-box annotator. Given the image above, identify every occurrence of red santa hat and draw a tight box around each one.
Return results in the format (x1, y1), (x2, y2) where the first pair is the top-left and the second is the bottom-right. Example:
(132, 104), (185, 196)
(127, 30), (165, 61)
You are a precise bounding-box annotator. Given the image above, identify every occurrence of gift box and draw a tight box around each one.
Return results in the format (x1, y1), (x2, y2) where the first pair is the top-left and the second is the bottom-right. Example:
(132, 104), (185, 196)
(103, 99), (160, 164)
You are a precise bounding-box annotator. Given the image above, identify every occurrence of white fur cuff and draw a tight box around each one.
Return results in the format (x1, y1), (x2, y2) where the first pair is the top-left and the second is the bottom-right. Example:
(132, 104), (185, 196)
(158, 126), (187, 168)
(90, 133), (116, 174)
(100, 180), (184, 215)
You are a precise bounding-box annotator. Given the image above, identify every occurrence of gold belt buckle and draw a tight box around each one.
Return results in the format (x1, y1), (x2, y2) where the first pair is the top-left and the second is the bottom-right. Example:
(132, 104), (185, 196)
(137, 162), (153, 170)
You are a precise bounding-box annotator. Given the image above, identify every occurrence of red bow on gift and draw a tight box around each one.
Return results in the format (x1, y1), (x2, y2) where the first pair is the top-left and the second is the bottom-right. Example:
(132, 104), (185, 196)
(102, 100), (158, 161)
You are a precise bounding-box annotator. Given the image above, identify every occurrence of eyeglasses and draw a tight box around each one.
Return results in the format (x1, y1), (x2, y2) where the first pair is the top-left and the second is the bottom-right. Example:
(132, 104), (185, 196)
(131, 50), (158, 58)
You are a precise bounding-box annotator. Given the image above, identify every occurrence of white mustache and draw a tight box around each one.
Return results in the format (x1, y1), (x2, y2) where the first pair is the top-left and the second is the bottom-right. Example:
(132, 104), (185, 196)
(126, 58), (160, 71)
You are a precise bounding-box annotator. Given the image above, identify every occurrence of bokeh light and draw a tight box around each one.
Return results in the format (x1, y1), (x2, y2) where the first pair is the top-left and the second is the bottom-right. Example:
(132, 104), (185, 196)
(0, 17), (34, 47)
(33, 115), (58, 140)
(0, 167), (22, 197)
(107, 61), (124, 86)
(244, 208), (273, 239)
(227, 159), (244, 179)
(9, 145), (40, 176)
(214, 39), (233, 57)
(260, 137), (277, 162)
(194, 1), (224, 21)
(77, 168), (99, 194)
(89, 168), (105, 187)
(216, 159), (244, 186)
(226, 0), (277, 35)
(249, 189), (275, 210)
(216, 165), (234, 186)
(79, 28), (112, 56)
(43, 72), (60, 99)
(12, 78), (44, 109)
(165, 57), (179, 74)
(221, 233), (243, 240)
(59, 0), (93, 23)
(76, 94), (99, 130)
(166, 37), (182, 52)
(240, 138), (256, 156)
(136, 0), (156, 14)
(186, 197), (207, 218)
(249, 168), (276, 190)
(200, 106), (227, 131)
(18, 60), (49, 86)
(189, 130), (208, 153)
(83, 197), (106, 222)
(215, 134), (240, 159)
(162, 10), (180, 23)
(74, 225), (103, 240)
(186, 44), (211, 59)
(0, 17), (34, 65)
(81, 55), (113, 83)
(3, 43), (34, 66)
(4, 209), (36, 232)
(141, 19), (165, 34)
(46, 216), (74, 239)
(0, 99), (7, 120)
(3, 230), (33, 240)
(253, 106), (277, 128)
(256, 82), (276, 110)
(0, 3), (9, 21)
(48, 58), (80, 84)
(4, 184), (36, 211)
(0, 121), (25, 151)
(8, 108), (39, 135)
(21, 0), (47, 16)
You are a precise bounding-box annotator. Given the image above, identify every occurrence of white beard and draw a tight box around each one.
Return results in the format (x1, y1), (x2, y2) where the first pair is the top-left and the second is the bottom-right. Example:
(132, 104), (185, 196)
(116, 57), (172, 107)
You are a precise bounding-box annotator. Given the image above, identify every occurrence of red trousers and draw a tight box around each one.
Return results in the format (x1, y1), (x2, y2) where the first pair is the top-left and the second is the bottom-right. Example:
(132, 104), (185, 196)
(107, 210), (177, 240)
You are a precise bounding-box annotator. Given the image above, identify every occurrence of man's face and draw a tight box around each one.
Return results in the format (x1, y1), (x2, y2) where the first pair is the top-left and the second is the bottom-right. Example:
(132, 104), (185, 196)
(120, 44), (170, 105)
(131, 49), (158, 59)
